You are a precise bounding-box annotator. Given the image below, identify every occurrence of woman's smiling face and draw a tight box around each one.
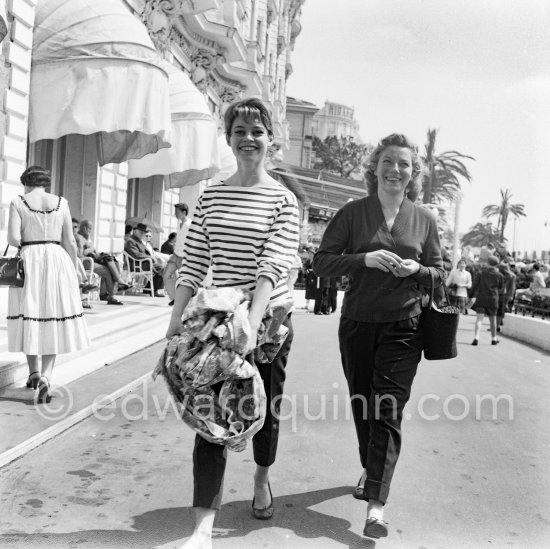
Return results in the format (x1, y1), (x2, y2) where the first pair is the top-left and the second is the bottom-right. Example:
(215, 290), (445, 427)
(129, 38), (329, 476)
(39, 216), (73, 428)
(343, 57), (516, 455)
(228, 114), (272, 162)
(376, 145), (413, 198)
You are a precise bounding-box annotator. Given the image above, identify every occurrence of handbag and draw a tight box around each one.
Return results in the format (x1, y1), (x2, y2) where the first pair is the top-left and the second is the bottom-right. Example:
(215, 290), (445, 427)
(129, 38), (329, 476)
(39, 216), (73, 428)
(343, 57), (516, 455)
(0, 245), (25, 287)
(421, 270), (460, 360)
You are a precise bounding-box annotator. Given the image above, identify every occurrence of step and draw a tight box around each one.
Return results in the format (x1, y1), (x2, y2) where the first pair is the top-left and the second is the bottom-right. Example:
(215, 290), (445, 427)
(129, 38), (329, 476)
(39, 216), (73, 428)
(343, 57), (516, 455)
(0, 296), (172, 389)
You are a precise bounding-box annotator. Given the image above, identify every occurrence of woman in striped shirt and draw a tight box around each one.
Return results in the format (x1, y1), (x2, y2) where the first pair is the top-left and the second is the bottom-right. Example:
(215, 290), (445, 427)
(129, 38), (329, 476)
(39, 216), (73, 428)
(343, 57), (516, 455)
(166, 97), (299, 548)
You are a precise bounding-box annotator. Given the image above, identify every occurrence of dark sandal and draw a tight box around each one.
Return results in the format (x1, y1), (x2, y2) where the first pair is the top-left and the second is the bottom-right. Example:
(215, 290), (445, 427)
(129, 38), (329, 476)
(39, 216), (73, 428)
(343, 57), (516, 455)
(363, 517), (389, 539)
(26, 372), (40, 390)
(252, 482), (273, 520)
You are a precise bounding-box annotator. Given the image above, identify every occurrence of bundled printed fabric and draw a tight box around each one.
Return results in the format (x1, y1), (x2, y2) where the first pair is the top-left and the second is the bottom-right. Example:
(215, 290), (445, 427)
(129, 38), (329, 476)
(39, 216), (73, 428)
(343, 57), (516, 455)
(153, 287), (293, 451)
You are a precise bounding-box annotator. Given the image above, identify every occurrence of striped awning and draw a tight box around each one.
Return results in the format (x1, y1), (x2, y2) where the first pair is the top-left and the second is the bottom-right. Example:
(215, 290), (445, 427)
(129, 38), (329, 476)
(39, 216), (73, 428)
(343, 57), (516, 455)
(29, 0), (171, 166)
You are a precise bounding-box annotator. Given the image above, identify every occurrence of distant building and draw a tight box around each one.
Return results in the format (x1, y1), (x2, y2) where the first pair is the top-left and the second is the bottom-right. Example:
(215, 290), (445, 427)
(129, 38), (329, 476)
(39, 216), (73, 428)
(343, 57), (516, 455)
(275, 95), (368, 247)
(312, 100), (362, 141)
(285, 96), (319, 168)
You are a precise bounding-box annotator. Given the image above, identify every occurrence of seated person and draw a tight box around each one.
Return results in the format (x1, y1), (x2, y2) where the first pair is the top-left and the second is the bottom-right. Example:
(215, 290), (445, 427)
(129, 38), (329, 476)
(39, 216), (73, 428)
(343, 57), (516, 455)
(78, 220), (126, 305)
(124, 224), (133, 243)
(72, 217), (98, 308)
(124, 223), (164, 296)
(143, 229), (170, 269)
(515, 263), (546, 301)
(160, 232), (177, 255)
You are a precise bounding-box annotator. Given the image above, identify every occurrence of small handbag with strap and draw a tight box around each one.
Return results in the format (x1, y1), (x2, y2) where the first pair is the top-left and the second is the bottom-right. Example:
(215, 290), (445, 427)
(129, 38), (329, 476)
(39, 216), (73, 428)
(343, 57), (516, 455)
(0, 245), (25, 287)
(421, 270), (460, 360)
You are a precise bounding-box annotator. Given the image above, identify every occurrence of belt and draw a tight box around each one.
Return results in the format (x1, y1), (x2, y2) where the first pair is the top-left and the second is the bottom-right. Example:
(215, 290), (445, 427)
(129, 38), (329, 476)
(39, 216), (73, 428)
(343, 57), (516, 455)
(20, 241), (61, 246)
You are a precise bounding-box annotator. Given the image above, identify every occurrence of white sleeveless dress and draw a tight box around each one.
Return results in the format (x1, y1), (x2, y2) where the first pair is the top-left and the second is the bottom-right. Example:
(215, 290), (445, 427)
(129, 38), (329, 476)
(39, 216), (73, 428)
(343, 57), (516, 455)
(7, 195), (90, 354)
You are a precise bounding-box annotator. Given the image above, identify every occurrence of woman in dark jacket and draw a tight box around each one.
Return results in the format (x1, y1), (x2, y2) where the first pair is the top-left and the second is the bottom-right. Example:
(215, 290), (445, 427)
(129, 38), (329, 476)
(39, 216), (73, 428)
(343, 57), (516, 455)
(471, 255), (504, 345)
(313, 134), (444, 540)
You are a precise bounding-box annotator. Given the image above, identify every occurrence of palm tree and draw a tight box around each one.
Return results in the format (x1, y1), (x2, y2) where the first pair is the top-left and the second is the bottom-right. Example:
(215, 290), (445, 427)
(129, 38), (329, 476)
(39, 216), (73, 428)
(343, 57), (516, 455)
(421, 128), (475, 204)
(461, 222), (502, 248)
(481, 188), (526, 241)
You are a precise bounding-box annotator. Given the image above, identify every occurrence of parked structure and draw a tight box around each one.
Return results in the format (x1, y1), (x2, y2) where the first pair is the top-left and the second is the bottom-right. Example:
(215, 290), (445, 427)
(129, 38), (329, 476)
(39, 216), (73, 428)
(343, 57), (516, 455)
(0, 0), (305, 252)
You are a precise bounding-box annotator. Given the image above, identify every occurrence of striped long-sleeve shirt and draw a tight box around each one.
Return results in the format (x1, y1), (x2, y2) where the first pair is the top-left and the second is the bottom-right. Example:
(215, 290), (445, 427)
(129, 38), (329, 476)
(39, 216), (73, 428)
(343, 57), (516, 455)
(176, 183), (300, 304)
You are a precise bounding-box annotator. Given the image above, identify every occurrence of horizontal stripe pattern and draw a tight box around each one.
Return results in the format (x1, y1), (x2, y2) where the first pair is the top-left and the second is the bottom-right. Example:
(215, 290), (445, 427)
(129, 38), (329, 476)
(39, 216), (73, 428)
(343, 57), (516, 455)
(176, 184), (300, 303)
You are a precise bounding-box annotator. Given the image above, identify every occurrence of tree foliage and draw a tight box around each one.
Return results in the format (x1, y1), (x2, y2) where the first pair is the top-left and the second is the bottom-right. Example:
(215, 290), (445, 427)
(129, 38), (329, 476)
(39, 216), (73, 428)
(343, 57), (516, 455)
(461, 222), (503, 248)
(312, 136), (371, 178)
(481, 188), (526, 241)
(421, 128), (475, 204)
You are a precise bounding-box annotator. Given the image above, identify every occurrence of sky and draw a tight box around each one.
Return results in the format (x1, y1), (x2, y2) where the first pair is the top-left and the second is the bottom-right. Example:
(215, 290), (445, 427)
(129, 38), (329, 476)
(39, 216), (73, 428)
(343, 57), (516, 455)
(286, 0), (550, 256)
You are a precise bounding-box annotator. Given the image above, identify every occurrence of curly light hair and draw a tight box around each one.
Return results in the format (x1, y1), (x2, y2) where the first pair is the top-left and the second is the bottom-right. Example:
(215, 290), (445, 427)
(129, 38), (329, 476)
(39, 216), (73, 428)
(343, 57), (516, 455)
(365, 133), (423, 201)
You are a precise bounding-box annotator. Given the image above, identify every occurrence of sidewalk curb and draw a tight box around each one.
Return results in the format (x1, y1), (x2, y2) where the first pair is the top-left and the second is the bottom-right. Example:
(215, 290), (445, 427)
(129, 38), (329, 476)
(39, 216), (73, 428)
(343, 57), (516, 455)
(0, 370), (152, 469)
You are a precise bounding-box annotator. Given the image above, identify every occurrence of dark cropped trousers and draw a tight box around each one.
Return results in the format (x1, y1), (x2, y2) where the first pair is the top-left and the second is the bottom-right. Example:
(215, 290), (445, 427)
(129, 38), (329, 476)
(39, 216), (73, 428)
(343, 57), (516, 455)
(193, 316), (293, 510)
(338, 314), (423, 505)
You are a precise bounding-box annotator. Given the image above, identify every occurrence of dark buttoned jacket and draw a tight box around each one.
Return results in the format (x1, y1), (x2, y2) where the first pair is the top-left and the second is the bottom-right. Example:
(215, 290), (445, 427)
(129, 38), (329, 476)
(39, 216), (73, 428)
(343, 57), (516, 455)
(313, 195), (445, 323)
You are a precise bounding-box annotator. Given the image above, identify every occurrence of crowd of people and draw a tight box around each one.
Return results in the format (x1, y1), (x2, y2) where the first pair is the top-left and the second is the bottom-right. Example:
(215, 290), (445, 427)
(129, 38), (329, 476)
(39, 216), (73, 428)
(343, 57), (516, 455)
(5, 96), (550, 547)
(443, 249), (549, 346)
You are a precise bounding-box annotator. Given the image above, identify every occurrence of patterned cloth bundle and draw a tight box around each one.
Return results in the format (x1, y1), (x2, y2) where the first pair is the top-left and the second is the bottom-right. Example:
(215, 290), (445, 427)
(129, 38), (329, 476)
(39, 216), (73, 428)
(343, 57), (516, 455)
(153, 287), (292, 451)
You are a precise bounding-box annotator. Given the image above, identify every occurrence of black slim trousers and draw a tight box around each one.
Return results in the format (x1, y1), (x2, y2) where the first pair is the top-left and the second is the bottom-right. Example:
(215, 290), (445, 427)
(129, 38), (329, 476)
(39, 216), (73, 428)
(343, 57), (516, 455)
(338, 314), (423, 505)
(193, 316), (293, 510)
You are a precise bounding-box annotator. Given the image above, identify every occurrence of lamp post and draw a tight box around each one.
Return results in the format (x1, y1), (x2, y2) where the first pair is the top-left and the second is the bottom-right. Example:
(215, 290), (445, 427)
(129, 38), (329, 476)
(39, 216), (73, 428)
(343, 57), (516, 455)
(451, 193), (462, 267)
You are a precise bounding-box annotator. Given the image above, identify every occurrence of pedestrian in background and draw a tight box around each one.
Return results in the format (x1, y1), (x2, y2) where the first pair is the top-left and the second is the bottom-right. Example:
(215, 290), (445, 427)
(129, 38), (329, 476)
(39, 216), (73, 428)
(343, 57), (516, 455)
(503, 262), (517, 312)
(313, 275), (331, 314)
(497, 262), (514, 328)
(160, 231), (177, 255)
(446, 258), (472, 313)
(329, 276), (339, 313)
(163, 203), (189, 306)
(303, 256), (317, 311)
(471, 255), (504, 345)
(7, 166), (90, 403)
(165, 97), (299, 549)
(313, 133), (444, 539)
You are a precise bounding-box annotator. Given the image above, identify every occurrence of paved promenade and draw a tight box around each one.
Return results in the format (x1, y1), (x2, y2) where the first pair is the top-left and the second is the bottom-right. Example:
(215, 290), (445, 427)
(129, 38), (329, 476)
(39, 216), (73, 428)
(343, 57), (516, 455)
(1, 305), (549, 549)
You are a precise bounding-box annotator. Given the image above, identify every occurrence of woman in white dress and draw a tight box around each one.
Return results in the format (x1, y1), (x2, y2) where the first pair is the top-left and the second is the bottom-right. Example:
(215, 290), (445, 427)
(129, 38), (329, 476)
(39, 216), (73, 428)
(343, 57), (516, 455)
(446, 258), (472, 313)
(7, 166), (90, 403)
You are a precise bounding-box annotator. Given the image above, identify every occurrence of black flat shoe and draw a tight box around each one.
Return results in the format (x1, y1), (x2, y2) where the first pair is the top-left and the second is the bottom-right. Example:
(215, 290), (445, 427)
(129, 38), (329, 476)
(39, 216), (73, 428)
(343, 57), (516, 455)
(252, 483), (273, 520)
(471, 339), (478, 346)
(36, 377), (52, 404)
(492, 339), (500, 345)
(363, 517), (389, 539)
(26, 372), (40, 390)
(107, 298), (124, 305)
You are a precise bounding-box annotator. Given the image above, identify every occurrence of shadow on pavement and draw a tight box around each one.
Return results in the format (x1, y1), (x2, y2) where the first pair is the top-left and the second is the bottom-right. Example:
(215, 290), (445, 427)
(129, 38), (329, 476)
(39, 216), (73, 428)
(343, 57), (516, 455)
(0, 486), (377, 549)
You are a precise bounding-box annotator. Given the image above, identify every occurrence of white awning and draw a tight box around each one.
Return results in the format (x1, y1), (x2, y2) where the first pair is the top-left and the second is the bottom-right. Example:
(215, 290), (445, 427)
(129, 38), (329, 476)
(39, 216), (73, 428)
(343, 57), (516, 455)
(29, 0), (171, 166)
(128, 65), (221, 188)
(0, 0), (7, 44)
(209, 134), (237, 185)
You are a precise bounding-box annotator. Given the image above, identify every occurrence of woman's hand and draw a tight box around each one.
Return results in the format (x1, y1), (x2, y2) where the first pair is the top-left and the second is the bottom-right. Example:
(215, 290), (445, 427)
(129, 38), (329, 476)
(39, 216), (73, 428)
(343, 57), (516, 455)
(394, 259), (421, 277)
(364, 250), (403, 273)
(244, 326), (259, 356)
(165, 321), (183, 340)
